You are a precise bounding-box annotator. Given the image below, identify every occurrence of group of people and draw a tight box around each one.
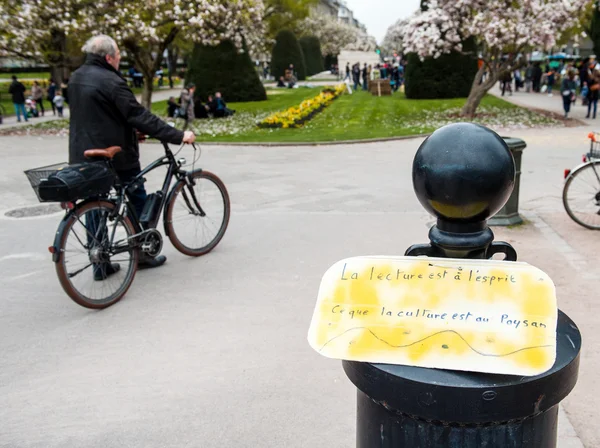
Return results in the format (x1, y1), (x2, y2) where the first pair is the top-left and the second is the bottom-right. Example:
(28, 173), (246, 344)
(344, 61), (404, 92)
(167, 83), (235, 130)
(8, 76), (66, 122)
(500, 56), (600, 120)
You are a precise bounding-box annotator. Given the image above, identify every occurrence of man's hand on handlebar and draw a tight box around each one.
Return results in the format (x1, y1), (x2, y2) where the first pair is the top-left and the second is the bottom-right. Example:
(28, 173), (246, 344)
(182, 131), (196, 144)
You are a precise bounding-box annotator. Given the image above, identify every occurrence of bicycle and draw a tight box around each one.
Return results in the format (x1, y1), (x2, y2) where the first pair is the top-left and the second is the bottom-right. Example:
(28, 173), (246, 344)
(563, 132), (600, 229)
(25, 142), (230, 309)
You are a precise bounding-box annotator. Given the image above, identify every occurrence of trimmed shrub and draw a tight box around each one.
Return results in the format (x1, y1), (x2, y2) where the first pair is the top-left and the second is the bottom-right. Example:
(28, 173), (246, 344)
(186, 39), (266, 103)
(271, 30), (307, 81)
(405, 38), (478, 99)
(299, 36), (324, 77)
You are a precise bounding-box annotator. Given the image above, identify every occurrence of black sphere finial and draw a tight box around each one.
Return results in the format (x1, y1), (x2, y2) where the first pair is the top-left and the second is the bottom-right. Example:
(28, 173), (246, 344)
(406, 123), (518, 260)
(413, 123), (515, 226)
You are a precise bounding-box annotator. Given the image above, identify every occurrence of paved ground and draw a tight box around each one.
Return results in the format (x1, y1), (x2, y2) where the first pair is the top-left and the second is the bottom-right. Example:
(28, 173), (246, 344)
(491, 86), (597, 125)
(0, 87), (180, 130)
(0, 125), (597, 447)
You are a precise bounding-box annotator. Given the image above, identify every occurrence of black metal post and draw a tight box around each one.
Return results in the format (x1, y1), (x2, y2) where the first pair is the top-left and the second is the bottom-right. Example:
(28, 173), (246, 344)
(343, 123), (581, 448)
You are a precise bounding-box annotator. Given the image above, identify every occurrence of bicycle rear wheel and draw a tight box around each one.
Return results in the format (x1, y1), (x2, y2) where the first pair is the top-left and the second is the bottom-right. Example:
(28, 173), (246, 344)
(165, 170), (230, 256)
(55, 201), (139, 309)
(563, 161), (600, 230)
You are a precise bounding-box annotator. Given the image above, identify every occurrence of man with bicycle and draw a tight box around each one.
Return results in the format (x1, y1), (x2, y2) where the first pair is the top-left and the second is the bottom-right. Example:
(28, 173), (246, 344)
(69, 35), (196, 276)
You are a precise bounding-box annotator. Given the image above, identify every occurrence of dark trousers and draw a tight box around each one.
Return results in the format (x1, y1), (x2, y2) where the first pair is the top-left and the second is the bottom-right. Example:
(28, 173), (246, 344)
(86, 166), (147, 275)
(49, 97), (56, 115)
(117, 167), (147, 219)
(35, 98), (45, 116)
(563, 96), (572, 114)
(588, 98), (598, 118)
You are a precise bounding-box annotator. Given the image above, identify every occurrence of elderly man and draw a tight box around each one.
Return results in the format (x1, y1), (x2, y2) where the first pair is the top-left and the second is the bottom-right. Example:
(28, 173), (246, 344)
(69, 35), (195, 272)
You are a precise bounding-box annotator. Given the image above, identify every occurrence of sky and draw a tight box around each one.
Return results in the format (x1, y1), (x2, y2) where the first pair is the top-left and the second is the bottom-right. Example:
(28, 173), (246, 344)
(343, 0), (420, 43)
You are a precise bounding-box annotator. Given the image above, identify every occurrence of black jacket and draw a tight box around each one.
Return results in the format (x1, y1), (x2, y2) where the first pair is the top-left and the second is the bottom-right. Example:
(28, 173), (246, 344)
(8, 81), (26, 104)
(69, 54), (184, 171)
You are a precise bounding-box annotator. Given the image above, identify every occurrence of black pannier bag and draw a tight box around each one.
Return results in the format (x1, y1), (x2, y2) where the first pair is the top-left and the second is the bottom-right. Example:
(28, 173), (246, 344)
(37, 163), (115, 202)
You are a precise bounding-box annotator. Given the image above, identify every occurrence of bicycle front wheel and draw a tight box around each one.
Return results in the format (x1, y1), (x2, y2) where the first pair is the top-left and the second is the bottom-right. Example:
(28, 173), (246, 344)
(55, 201), (139, 309)
(165, 170), (230, 256)
(563, 161), (600, 230)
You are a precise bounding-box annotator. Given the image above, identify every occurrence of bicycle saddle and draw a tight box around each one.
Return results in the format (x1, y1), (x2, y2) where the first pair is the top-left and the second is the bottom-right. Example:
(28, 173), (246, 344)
(84, 146), (122, 160)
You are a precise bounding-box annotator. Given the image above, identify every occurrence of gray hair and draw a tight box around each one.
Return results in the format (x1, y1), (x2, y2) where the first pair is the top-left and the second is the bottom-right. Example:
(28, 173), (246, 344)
(82, 35), (118, 57)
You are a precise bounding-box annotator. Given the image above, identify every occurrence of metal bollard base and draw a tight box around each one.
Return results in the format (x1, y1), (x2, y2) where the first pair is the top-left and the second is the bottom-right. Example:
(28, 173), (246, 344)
(356, 390), (558, 448)
(344, 311), (580, 448)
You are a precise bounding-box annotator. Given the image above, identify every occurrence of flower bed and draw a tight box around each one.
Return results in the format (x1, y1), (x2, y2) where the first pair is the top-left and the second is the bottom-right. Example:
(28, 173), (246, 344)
(258, 84), (346, 129)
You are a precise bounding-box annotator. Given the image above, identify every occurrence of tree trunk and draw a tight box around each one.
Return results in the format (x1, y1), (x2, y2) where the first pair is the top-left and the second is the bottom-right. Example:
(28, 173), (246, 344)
(460, 66), (499, 117)
(50, 66), (64, 85)
(167, 46), (179, 89)
(141, 73), (154, 109)
(461, 85), (490, 117)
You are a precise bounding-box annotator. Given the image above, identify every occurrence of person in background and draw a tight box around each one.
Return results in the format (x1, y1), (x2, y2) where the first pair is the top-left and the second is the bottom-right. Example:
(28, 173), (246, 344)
(392, 64), (401, 92)
(156, 66), (164, 88)
(345, 63), (350, 81)
(362, 63), (368, 91)
(179, 83), (196, 130)
(500, 70), (512, 96)
(525, 63), (533, 93)
(167, 96), (178, 118)
(210, 92), (235, 118)
(561, 70), (577, 120)
(8, 75), (27, 122)
(546, 69), (555, 96)
(277, 76), (286, 88)
(352, 63), (360, 91)
(61, 78), (69, 104)
(47, 79), (57, 115)
(586, 65), (600, 119)
(513, 68), (522, 92)
(532, 62), (543, 92)
(31, 81), (45, 117)
(53, 90), (65, 117)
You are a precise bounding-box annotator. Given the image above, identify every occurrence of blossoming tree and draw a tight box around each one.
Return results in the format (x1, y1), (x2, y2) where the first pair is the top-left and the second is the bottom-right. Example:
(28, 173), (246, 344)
(382, 18), (407, 56)
(401, 0), (589, 116)
(0, 0), (266, 108)
(0, 0), (95, 83)
(96, 0), (266, 108)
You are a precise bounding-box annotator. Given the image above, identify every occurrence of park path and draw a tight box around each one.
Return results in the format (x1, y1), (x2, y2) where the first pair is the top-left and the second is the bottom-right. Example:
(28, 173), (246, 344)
(0, 127), (594, 448)
(0, 86), (181, 130)
(491, 87), (598, 126)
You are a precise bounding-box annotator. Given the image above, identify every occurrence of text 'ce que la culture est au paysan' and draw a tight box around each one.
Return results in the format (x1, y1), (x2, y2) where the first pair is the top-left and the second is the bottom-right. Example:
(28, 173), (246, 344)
(333, 264), (548, 330)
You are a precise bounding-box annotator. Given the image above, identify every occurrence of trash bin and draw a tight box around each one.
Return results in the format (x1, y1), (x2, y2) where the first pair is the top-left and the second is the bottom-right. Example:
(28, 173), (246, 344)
(489, 137), (526, 226)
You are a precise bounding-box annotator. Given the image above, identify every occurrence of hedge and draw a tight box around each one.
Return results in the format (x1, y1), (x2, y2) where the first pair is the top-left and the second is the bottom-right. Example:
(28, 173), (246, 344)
(271, 30), (307, 81)
(186, 39), (266, 103)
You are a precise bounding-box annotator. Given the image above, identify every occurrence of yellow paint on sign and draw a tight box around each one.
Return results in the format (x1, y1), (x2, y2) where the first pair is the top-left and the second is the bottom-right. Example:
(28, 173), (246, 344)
(307, 256), (557, 376)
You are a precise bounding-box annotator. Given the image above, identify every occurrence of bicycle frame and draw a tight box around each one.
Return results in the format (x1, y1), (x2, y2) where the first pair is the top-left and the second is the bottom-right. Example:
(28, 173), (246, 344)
(115, 142), (205, 230)
(50, 142), (205, 262)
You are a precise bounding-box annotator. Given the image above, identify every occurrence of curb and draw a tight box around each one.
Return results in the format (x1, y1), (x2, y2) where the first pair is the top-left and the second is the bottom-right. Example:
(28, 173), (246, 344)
(145, 134), (432, 148)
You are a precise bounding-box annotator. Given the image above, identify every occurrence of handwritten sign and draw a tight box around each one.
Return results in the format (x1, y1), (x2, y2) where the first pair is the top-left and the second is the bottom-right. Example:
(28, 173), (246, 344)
(308, 256), (557, 376)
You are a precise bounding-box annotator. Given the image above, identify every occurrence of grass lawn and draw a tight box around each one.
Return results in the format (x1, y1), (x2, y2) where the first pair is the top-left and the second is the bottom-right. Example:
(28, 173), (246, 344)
(155, 87), (559, 143)
(1, 86), (560, 141)
(0, 72), (51, 80)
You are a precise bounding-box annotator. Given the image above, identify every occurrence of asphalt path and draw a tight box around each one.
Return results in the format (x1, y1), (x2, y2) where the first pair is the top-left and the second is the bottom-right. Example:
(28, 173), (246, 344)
(0, 128), (595, 447)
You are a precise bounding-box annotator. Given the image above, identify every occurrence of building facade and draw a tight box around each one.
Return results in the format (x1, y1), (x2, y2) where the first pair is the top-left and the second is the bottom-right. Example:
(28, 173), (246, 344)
(312, 0), (366, 30)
